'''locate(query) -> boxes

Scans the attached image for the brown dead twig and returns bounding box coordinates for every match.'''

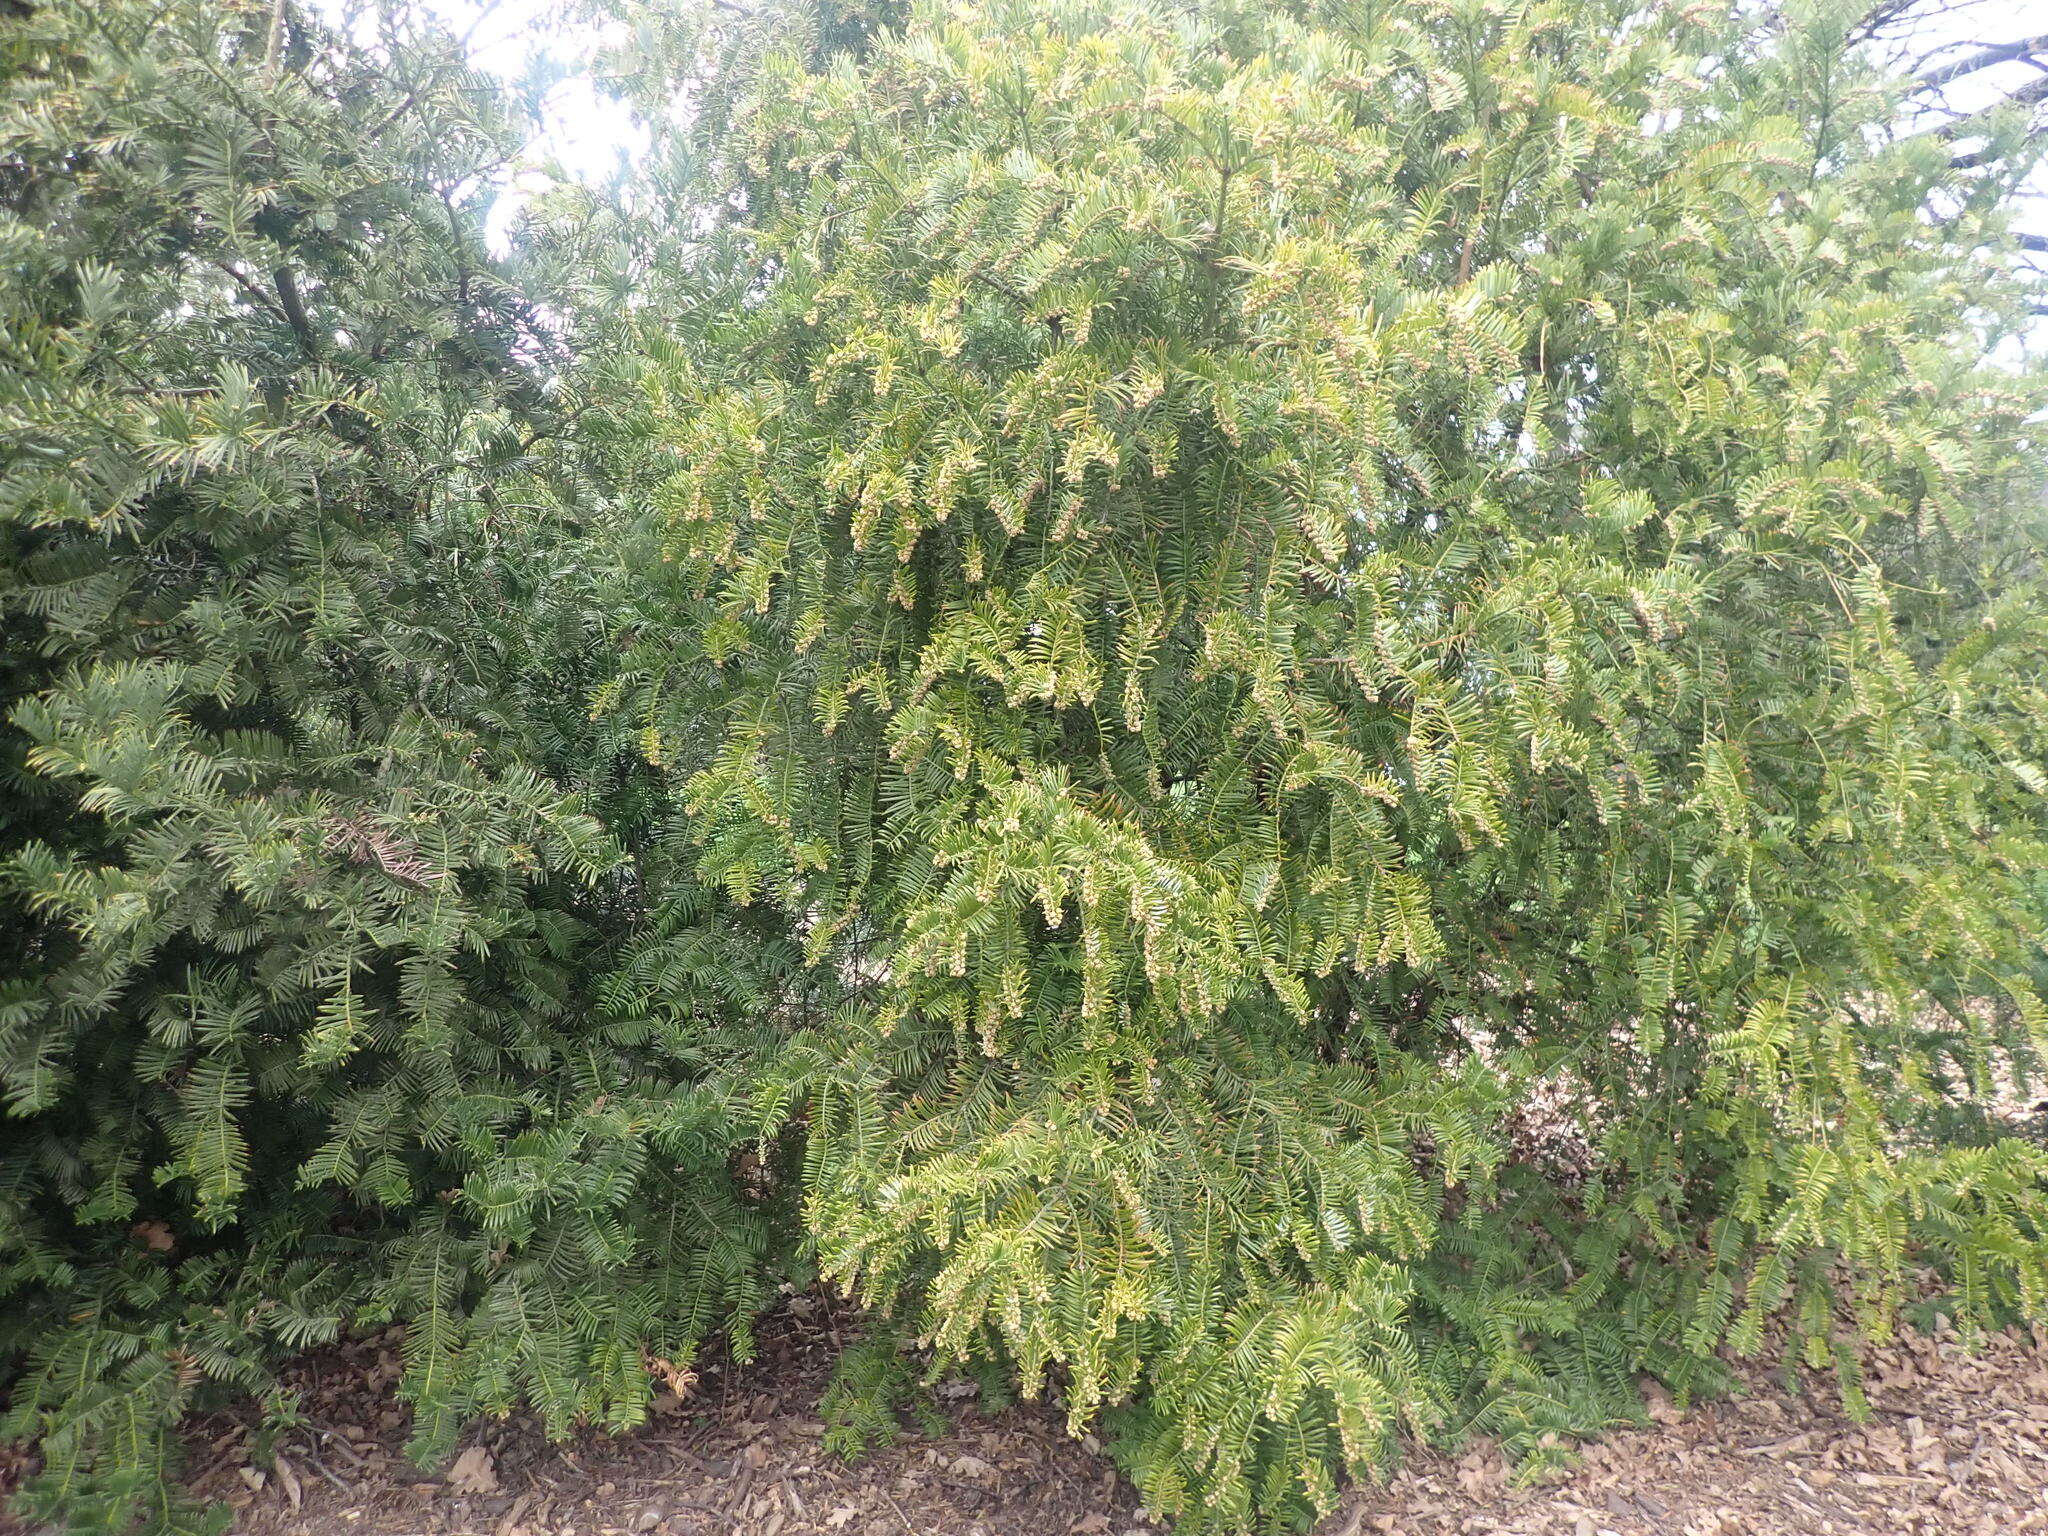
[321,812,445,889]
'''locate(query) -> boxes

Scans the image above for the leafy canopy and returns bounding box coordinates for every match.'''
[2,0,2047,1532]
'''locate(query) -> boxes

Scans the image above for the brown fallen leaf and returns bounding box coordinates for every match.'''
[1455,1449,1500,1497]
[1644,1381,1684,1425]
[446,1444,498,1495]
[647,1352,698,1399]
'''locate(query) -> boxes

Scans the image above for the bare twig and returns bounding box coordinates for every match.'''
[305,1423,366,1469]
[291,1441,353,1496]
[273,265,319,357]
[1916,33,2048,92]
[457,0,510,51]
[877,1488,919,1535]
[1850,0,1919,45]
[208,256,293,327]
[1946,1431,1990,1500]
[363,64,454,139]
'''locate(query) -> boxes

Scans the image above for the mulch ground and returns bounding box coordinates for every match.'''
[171,1301,1144,1536]
[10,1305,2048,1534]
[1332,1316,2048,1535]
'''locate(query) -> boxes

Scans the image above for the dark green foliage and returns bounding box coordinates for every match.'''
[818,1332,947,1460]
[0,2,795,1527]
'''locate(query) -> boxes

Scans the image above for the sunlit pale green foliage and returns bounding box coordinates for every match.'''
[634,0,2048,1526]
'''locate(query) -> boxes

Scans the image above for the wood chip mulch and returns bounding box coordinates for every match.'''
[9,1307,2048,1534]
[174,1301,1146,1536]
[1328,1317,2048,1535]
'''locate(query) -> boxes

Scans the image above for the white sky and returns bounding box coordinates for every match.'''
[456,0,646,189]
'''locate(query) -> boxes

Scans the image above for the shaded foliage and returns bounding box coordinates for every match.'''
[0,3,795,1529]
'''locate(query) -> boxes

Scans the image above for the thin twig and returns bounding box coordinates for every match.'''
[877,1488,918,1536]
[292,1441,353,1496]
[307,1424,367,1469]
[208,256,293,328]
[1916,33,2048,91]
